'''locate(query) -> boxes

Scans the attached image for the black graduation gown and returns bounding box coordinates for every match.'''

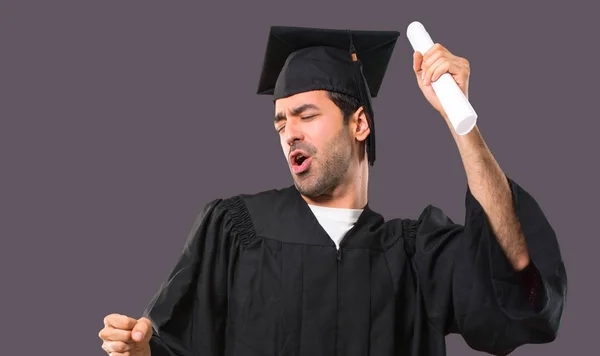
[143,176,567,356]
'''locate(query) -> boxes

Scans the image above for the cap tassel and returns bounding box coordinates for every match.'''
[348,32,376,166]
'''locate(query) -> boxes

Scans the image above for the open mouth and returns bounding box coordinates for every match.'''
[290,150,312,174]
[294,155,307,166]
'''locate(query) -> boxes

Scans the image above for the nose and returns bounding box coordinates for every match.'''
[284,118,304,146]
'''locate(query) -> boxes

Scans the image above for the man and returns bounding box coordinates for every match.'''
[99,26,567,356]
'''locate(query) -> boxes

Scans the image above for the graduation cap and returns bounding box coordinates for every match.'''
[257,26,401,166]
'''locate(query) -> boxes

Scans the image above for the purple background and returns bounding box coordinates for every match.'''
[1,1,597,355]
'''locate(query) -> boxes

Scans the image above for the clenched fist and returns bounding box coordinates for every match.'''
[99,313,152,356]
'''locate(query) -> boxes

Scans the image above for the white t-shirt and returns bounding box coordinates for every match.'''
[307,204,363,250]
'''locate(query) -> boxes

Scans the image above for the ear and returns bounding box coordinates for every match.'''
[351,106,371,143]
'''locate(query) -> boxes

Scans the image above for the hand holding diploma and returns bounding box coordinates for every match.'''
[408,21,477,135]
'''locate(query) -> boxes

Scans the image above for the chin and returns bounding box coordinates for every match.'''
[295,182,323,198]
[293,172,335,198]
[291,174,315,196]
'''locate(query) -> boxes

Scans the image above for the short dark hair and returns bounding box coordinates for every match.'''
[326,91,361,124]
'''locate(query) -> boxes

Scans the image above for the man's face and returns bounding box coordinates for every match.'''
[274,90,356,198]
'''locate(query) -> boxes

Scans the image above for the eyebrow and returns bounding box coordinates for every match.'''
[274,103,319,124]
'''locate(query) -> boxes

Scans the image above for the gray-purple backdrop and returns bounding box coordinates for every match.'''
[1,0,596,355]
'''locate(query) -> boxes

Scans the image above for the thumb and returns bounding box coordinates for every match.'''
[131,317,152,343]
[413,51,423,75]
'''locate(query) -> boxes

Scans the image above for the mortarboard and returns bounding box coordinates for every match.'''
[256,26,401,166]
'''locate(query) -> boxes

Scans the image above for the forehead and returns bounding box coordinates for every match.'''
[275,90,331,113]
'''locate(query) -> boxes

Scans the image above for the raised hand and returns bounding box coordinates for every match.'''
[413,43,471,119]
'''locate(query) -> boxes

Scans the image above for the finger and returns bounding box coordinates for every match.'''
[430,60,451,83]
[422,50,446,76]
[432,57,468,83]
[422,43,446,64]
[107,353,129,356]
[102,340,133,353]
[413,51,423,75]
[99,326,133,342]
[424,57,448,85]
[131,317,152,342]
[104,314,138,330]
[420,52,443,83]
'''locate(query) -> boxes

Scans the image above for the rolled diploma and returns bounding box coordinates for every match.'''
[406,21,477,135]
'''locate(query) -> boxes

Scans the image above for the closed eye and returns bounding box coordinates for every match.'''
[277,114,317,133]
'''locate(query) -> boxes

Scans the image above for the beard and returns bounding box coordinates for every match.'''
[292,129,353,198]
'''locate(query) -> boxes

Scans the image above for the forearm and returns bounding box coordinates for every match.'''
[445,119,530,271]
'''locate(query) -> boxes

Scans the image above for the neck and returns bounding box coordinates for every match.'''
[300,158,369,209]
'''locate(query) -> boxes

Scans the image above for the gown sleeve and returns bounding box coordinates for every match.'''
[412,175,567,355]
[141,198,243,356]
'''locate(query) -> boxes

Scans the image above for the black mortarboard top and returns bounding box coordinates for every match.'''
[256,26,401,166]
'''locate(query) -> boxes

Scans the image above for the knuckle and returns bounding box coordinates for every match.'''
[104,342,114,352]
[107,341,127,352]
[118,342,129,352]
[101,341,111,352]
[104,313,118,325]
